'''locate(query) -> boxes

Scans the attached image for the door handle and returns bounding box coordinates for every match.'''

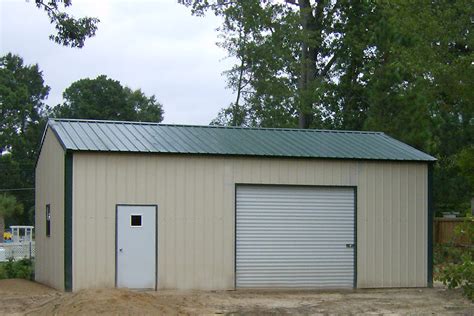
[346,244,355,248]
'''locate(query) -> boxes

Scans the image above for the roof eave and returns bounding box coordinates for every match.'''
[65,148,437,162]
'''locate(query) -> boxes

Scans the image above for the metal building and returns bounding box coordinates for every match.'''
[35,119,436,291]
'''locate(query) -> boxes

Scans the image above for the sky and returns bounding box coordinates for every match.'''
[0,0,235,125]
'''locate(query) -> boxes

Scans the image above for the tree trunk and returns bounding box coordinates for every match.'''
[232,45,246,126]
[297,31,314,129]
[297,0,324,129]
[231,21,247,127]
[0,215,4,243]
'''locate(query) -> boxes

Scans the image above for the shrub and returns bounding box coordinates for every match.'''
[0,258,34,280]
[438,253,473,300]
[437,214,474,301]
[0,263,6,279]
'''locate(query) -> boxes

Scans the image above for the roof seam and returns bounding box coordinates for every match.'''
[49,118,384,134]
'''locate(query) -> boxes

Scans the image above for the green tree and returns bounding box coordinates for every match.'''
[0,53,50,155]
[32,0,100,48]
[457,147,474,192]
[124,88,165,122]
[53,75,164,122]
[0,154,34,227]
[380,1,473,215]
[0,53,49,225]
[182,0,349,128]
[0,194,24,243]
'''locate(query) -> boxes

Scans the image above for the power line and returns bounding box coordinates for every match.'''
[0,188,35,192]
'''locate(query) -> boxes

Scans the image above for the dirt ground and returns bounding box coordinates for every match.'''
[0,279,472,315]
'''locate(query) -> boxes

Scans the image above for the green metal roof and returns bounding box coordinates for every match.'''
[45,118,436,161]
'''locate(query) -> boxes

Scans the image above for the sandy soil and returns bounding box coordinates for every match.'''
[0,279,59,316]
[0,279,472,315]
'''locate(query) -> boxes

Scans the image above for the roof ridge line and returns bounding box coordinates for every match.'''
[49,118,384,134]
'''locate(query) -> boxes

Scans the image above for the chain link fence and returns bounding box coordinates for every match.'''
[0,242,35,261]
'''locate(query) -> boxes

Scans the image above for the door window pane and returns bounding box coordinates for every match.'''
[130,215,142,227]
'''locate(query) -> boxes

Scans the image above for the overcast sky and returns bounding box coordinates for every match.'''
[0,0,235,124]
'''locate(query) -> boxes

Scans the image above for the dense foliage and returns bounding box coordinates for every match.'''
[0,53,48,225]
[53,75,164,122]
[33,0,99,48]
[182,0,473,216]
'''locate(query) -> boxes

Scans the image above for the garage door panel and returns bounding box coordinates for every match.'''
[236,185,355,288]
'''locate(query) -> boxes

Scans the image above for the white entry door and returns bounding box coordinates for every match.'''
[116,205,156,289]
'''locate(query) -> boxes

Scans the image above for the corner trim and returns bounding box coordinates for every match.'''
[354,186,358,288]
[427,162,434,287]
[64,151,73,292]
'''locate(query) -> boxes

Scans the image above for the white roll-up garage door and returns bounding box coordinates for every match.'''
[236,185,355,288]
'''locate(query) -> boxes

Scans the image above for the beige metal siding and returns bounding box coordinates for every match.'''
[71,152,427,291]
[35,128,65,290]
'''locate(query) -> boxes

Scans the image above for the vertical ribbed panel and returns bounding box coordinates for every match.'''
[236,186,355,288]
[35,128,65,290]
[68,152,427,291]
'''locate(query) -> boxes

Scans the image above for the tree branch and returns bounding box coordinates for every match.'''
[320,53,338,77]
[35,0,59,20]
